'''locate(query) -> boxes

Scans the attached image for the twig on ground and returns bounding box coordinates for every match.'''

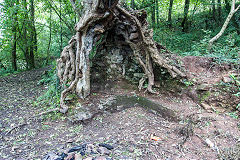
[6,123,27,135]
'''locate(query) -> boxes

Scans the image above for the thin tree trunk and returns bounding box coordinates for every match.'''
[29,0,36,69]
[181,0,190,32]
[12,31,17,71]
[191,0,199,22]
[46,8,52,65]
[168,0,174,28]
[11,0,19,71]
[212,0,216,22]
[225,0,231,12]
[151,0,156,28]
[217,0,222,22]
[60,0,63,53]
[208,0,240,50]
[23,0,30,69]
[131,0,135,9]
[156,0,159,27]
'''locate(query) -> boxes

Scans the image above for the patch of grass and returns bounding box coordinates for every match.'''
[199,91,211,103]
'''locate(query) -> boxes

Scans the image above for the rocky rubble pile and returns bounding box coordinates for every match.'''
[43,143,114,160]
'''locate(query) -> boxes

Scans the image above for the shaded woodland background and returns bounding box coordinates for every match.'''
[0,0,239,75]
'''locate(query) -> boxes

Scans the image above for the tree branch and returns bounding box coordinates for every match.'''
[208,1,240,51]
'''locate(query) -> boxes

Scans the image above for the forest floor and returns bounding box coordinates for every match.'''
[0,60,240,160]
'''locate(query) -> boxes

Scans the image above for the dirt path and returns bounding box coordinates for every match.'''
[0,68,239,160]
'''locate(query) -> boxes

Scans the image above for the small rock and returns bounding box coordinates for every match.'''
[222,76,233,83]
[201,103,212,110]
[205,138,215,148]
[75,111,93,121]
[65,153,75,160]
[86,143,97,154]
[97,147,111,155]
[129,33,138,40]
[65,95,74,101]
[75,153,82,160]
[11,146,19,152]
[117,105,124,111]
[128,146,134,153]
[43,152,59,160]
[67,139,74,143]
[98,104,104,110]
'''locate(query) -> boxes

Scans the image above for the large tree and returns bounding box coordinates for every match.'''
[57,0,185,113]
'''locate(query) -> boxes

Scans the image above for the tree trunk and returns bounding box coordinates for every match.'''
[181,0,190,32]
[212,0,216,22]
[29,0,36,69]
[60,0,63,53]
[46,8,52,65]
[168,0,174,28]
[156,0,159,26]
[218,0,222,22]
[225,0,231,12]
[11,0,19,71]
[57,0,186,113]
[23,0,30,69]
[131,0,135,9]
[151,0,156,28]
[209,0,240,50]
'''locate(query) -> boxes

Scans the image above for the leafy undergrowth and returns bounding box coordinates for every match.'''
[33,66,63,120]
[154,27,239,65]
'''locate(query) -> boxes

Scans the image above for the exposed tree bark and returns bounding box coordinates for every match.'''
[168,0,174,28]
[181,0,190,32]
[57,0,186,113]
[208,0,240,50]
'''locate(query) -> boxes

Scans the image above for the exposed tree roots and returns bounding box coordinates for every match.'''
[57,0,186,113]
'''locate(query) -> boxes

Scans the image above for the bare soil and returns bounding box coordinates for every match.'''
[0,58,240,160]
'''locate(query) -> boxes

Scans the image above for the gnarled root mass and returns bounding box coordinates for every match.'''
[57,0,186,113]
